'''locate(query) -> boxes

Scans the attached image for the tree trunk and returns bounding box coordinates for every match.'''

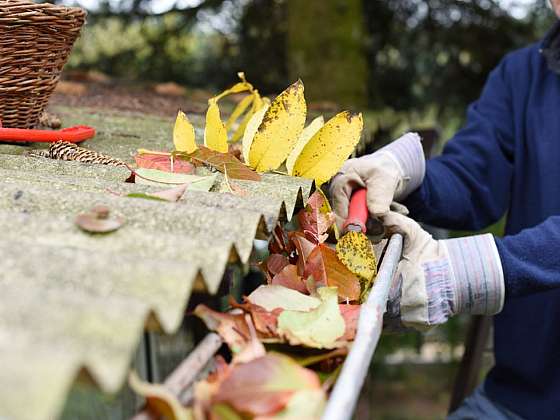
[287,0,368,108]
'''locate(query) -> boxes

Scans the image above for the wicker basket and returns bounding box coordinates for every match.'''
[0,1,86,128]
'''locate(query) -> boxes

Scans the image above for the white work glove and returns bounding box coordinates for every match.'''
[383,212,505,330]
[330,132,426,222]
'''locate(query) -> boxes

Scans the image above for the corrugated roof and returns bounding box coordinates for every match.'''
[0,107,312,420]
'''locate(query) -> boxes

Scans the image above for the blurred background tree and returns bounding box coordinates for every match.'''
[59,0,554,113]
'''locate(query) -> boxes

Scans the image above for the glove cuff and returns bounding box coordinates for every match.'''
[377,132,425,199]
[441,233,505,316]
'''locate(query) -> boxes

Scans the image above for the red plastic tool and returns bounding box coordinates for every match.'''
[344,188,386,239]
[0,121,95,143]
[344,188,369,233]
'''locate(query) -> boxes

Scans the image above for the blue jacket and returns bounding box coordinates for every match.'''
[404,22,560,419]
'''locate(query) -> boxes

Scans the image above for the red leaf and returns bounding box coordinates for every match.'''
[304,244,361,302]
[135,152,195,173]
[213,354,321,417]
[289,231,316,276]
[271,265,307,294]
[339,304,361,341]
[269,224,294,256]
[297,191,335,244]
[265,254,290,278]
[178,146,261,181]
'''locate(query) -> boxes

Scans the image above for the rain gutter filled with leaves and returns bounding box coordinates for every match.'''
[33,72,403,419]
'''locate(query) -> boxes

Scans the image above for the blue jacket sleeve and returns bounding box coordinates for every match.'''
[404,57,515,231]
[496,216,560,297]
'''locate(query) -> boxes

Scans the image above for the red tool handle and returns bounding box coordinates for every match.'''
[343,188,368,233]
[0,125,95,143]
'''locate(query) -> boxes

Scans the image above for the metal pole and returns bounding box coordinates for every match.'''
[322,234,403,420]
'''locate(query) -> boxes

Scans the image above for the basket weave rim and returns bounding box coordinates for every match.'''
[0,0,86,18]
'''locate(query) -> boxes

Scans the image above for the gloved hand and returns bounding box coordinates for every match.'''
[330,132,425,222]
[383,212,505,330]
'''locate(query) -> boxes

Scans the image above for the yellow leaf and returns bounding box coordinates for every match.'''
[213,72,254,101]
[335,231,377,299]
[128,371,192,420]
[225,93,254,131]
[248,80,307,172]
[242,103,269,164]
[292,111,363,186]
[315,187,340,239]
[230,91,268,143]
[204,99,228,153]
[286,115,324,176]
[173,111,197,153]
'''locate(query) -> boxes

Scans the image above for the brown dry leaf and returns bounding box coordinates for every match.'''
[304,244,361,302]
[194,305,252,354]
[179,146,261,181]
[75,205,124,233]
[271,265,307,294]
[298,191,335,244]
[224,166,249,196]
[212,353,321,418]
[230,298,281,338]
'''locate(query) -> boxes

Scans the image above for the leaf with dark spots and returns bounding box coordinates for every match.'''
[304,244,361,302]
[176,146,261,181]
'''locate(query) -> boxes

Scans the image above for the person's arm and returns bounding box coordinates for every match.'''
[383,212,560,330]
[405,57,516,231]
[496,216,560,297]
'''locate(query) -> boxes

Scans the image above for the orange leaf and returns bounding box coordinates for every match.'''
[304,245,361,302]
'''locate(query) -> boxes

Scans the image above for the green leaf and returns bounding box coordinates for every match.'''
[134,169,217,191]
[272,389,326,419]
[248,285,320,312]
[277,287,346,349]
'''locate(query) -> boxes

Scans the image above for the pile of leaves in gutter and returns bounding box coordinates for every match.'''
[128,72,363,199]
[130,191,378,420]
